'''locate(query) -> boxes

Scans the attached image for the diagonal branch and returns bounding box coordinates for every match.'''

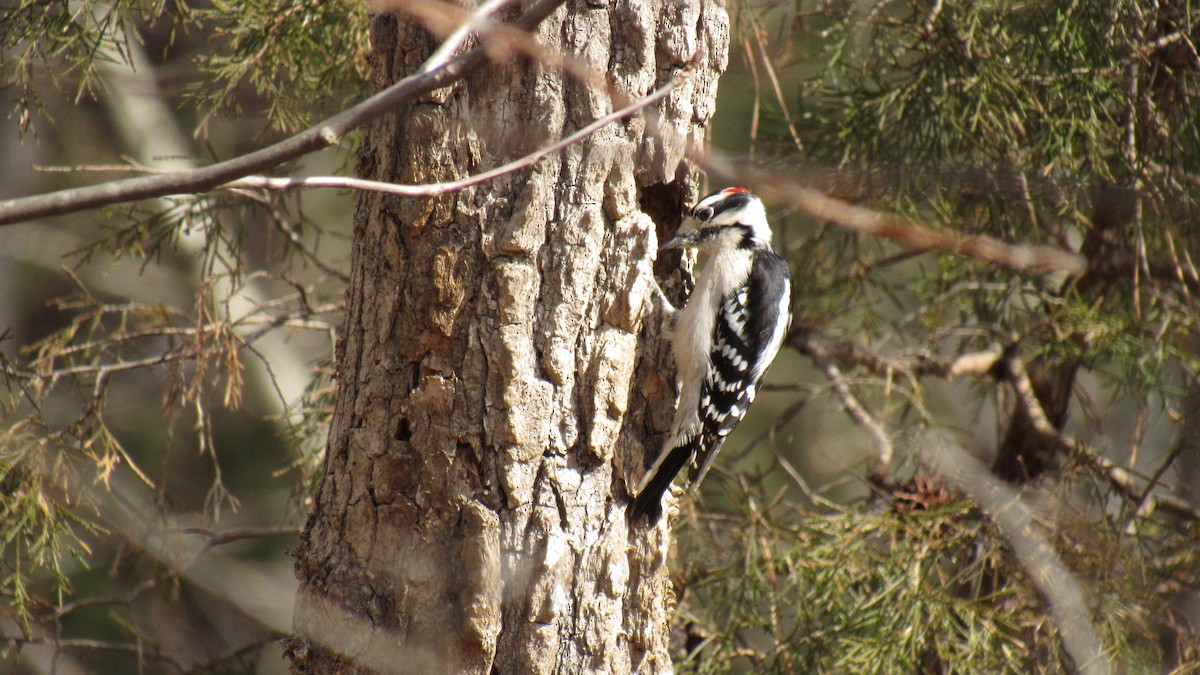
[222,70,685,198]
[700,153,1089,276]
[0,0,569,227]
[787,324,1003,381]
[415,0,514,75]
[1002,350,1200,521]
[921,433,1112,675]
[788,325,1200,522]
[799,337,894,481]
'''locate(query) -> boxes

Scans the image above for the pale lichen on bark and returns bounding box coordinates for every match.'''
[291,2,728,673]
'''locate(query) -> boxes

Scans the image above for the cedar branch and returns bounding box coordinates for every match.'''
[0,0,569,227]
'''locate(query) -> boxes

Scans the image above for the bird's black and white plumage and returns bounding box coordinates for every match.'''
[630,188,792,522]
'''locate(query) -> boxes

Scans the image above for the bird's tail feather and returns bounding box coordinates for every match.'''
[629,440,695,522]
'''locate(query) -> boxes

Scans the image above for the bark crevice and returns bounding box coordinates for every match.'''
[292,3,729,672]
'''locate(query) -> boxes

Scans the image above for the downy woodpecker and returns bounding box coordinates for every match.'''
[631,188,793,522]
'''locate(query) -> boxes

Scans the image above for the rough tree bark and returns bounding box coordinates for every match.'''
[289,2,728,673]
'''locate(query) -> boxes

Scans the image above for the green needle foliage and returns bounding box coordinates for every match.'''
[2,2,353,665]
[694,0,1200,671]
[192,0,371,133]
[1,0,1198,670]
[1,0,370,136]
[677,483,1190,673]
[681,501,1027,673]
[0,1,180,134]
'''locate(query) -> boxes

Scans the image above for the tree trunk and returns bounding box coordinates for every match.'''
[289,3,728,673]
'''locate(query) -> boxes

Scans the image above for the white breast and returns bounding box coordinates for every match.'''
[668,248,754,438]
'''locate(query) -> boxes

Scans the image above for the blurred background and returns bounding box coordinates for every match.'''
[3,0,1199,672]
[1,2,367,671]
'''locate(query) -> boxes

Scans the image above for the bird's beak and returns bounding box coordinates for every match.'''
[660,230,699,252]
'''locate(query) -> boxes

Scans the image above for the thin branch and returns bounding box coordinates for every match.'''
[733,396,808,462]
[700,153,1089,276]
[416,0,514,75]
[921,434,1112,675]
[10,638,159,654]
[397,0,624,105]
[774,453,839,510]
[749,20,803,154]
[787,326,1200,521]
[788,324,1003,381]
[5,636,185,672]
[1079,448,1200,522]
[54,579,157,618]
[223,72,685,198]
[178,526,303,554]
[0,0,569,227]
[1133,432,1193,519]
[801,337,894,480]
[1002,350,1200,521]
[184,635,285,674]
[740,32,762,158]
[236,190,351,283]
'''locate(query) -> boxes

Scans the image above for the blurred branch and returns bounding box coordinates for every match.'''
[180,526,305,553]
[414,0,513,75]
[1003,354,1062,438]
[1079,448,1200,522]
[701,154,1089,276]
[745,19,803,154]
[222,72,686,198]
[788,324,1003,380]
[6,638,183,668]
[921,434,1112,675]
[737,31,763,158]
[1001,350,1200,521]
[0,0,569,227]
[798,335,894,481]
[788,324,1200,521]
[1133,423,1196,519]
[247,191,352,284]
[185,636,286,674]
[397,0,612,98]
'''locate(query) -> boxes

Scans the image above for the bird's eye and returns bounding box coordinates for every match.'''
[693,206,714,221]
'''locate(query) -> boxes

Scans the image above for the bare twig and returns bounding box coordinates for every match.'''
[179,526,304,555]
[788,325,1003,381]
[1080,450,1200,522]
[700,154,1088,276]
[1002,350,1200,521]
[748,20,803,154]
[1133,433,1193,520]
[416,0,513,75]
[54,579,157,618]
[397,0,626,106]
[740,32,763,158]
[223,73,684,198]
[239,191,351,283]
[801,337,894,480]
[774,453,839,510]
[921,434,1112,675]
[0,0,569,227]
[786,325,1200,522]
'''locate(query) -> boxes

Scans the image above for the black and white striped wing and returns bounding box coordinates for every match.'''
[689,251,792,485]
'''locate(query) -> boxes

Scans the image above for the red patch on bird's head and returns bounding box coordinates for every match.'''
[721,187,749,194]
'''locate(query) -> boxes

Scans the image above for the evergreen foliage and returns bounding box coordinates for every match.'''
[1,0,1198,671]
[683,0,1200,671]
